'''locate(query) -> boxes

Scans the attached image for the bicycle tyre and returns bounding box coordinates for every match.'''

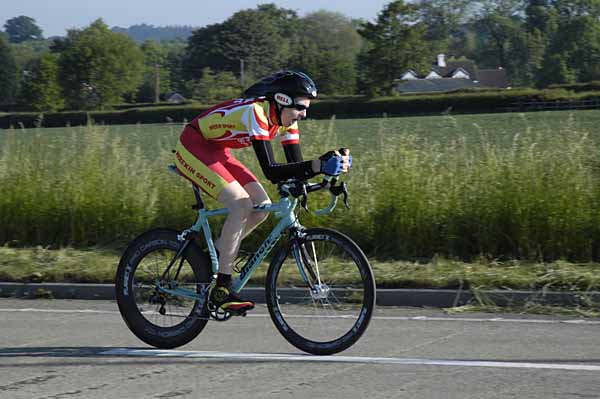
[265,228,376,355]
[115,228,212,349]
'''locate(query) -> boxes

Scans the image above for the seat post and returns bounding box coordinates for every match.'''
[192,184,205,210]
[167,164,206,210]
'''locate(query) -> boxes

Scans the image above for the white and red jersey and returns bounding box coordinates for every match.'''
[188,97,300,149]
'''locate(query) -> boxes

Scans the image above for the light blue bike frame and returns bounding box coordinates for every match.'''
[194,196,300,293]
[178,186,338,295]
[158,164,339,301]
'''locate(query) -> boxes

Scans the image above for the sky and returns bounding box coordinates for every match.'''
[1,0,393,38]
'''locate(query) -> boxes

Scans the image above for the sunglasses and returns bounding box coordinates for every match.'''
[292,103,310,111]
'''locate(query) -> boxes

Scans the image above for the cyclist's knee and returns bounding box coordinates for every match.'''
[254,200,271,224]
[229,197,254,220]
[219,182,252,212]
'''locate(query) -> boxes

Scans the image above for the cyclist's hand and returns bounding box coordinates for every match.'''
[319,149,352,176]
[338,148,352,173]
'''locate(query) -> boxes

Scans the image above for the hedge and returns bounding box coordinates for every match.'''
[2,88,600,129]
[548,81,600,92]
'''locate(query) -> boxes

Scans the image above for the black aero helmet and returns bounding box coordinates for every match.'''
[243,70,317,107]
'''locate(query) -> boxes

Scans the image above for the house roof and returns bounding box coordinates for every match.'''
[167,93,186,103]
[477,69,509,88]
[396,78,481,93]
[396,56,510,93]
[432,60,478,79]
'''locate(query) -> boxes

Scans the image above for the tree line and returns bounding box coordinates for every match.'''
[1,0,600,112]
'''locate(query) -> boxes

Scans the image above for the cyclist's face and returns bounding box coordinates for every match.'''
[280,97,311,127]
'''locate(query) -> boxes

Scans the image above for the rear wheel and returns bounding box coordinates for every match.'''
[266,228,375,355]
[115,229,212,349]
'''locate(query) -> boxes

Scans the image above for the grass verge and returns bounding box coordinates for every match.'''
[4,246,600,315]
[3,245,600,291]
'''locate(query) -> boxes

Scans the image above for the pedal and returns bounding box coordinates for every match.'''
[231,308,253,317]
[210,309,232,321]
[208,302,232,321]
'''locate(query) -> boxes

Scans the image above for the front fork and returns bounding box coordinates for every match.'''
[289,229,329,299]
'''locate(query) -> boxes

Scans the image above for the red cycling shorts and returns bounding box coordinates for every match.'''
[174,126,258,199]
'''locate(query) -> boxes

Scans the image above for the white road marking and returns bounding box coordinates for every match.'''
[1,308,600,324]
[100,348,600,372]
[0,308,115,314]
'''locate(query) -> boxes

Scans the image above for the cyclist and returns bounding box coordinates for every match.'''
[174,70,351,314]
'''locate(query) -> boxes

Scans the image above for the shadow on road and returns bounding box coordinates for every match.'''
[0,347,131,358]
[2,346,600,367]
[0,347,299,368]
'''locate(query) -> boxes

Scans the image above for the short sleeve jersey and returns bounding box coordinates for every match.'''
[189,97,300,149]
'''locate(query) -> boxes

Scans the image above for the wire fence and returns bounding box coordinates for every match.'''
[502,99,600,112]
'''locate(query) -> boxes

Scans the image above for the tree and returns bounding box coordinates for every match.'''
[0,34,17,103]
[4,16,43,43]
[538,13,600,85]
[219,4,298,78]
[19,53,64,111]
[538,53,576,84]
[476,0,526,16]
[191,67,242,103]
[417,0,475,54]
[551,0,600,19]
[507,28,547,86]
[358,1,434,95]
[507,0,557,86]
[525,0,558,34]
[467,1,538,85]
[58,19,144,109]
[137,41,173,102]
[111,24,194,43]
[183,23,229,81]
[290,11,363,95]
[472,12,522,69]
[184,4,300,82]
[162,40,187,96]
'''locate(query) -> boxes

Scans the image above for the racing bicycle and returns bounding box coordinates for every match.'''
[115,165,376,355]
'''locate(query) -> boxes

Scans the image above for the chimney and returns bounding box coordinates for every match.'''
[437,54,446,68]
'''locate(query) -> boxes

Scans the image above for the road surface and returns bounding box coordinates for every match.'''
[1,299,600,398]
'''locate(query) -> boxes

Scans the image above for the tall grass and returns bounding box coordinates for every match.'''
[369,114,600,261]
[2,114,600,261]
[0,123,191,246]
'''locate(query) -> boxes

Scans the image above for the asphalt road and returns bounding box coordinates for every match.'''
[2,299,600,399]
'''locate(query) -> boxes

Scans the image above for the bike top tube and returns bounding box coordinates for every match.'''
[200,200,293,219]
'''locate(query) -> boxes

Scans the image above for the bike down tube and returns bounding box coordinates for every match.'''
[190,200,297,276]
[231,198,300,293]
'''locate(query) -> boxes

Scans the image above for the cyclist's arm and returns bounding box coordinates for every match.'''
[279,122,303,163]
[252,140,318,183]
[283,143,303,163]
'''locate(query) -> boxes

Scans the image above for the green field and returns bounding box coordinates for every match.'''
[5,109,600,153]
[3,109,600,262]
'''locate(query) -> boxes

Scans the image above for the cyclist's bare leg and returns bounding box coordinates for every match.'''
[213,182,271,267]
[214,181,253,275]
[239,182,271,240]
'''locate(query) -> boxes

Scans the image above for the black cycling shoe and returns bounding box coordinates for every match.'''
[208,285,255,315]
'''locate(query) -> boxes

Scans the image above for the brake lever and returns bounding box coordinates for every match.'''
[341,182,350,209]
[329,181,350,209]
[300,184,309,211]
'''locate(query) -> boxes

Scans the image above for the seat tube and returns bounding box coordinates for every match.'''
[231,201,299,292]
[203,222,219,274]
[193,208,220,274]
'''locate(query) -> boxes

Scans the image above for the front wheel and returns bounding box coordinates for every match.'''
[266,228,376,355]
